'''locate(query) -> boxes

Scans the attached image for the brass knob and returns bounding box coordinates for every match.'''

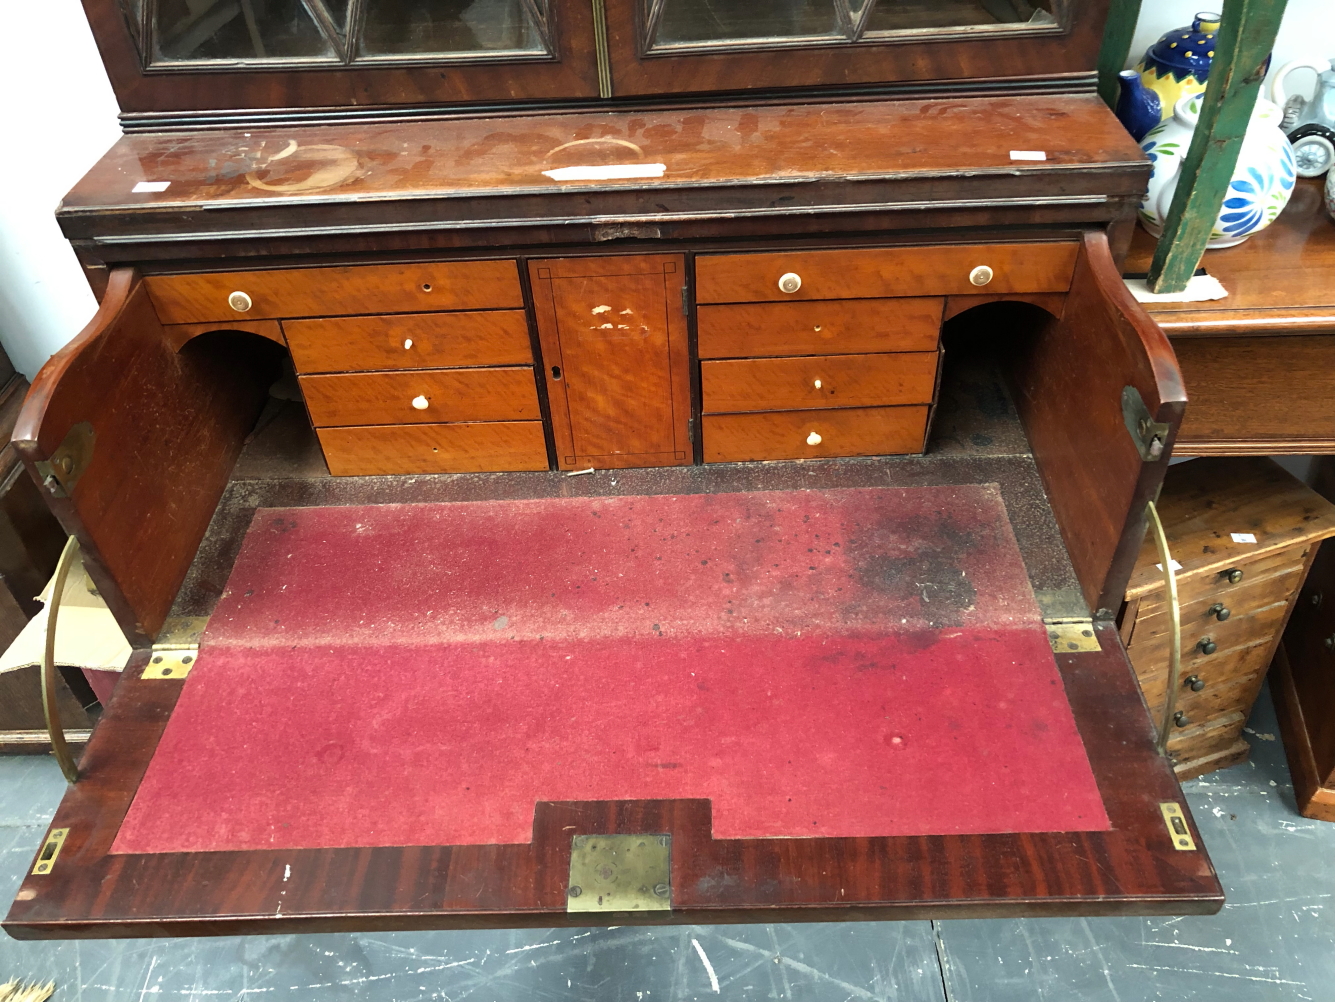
[778,272,802,294]
[228,290,253,312]
[1184,674,1206,692]
[1221,568,1244,584]
[1197,638,1217,655]
[1207,603,1231,621]
[806,431,822,445]
[411,395,430,410]
[969,265,994,286]
[1174,710,1190,727]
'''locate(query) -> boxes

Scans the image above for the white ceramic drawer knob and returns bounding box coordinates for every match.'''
[806,431,822,445]
[411,395,430,410]
[228,290,253,312]
[813,378,822,389]
[403,338,413,350]
[969,265,994,287]
[778,272,802,294]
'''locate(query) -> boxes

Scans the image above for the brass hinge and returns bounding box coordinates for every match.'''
[681,285,690,316]
[1044,618,1101,653]
[144,616,207,679]
[1160,802,1197,850]
[687,417,695,443]
[567,834,671,913]
[1121,386,1170,463]
[31,828,68,875]
[34,422,95,498]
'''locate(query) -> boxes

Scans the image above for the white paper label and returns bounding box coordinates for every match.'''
[1231,532,1258,544]
[132,181,171,193]
[1155,560,1184,572]
[542,163,666,181]
[1009,150,1047,161]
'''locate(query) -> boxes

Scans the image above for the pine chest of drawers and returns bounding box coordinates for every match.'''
[1121,457,1335,779]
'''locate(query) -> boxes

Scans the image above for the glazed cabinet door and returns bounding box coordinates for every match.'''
[603,0,1112,97]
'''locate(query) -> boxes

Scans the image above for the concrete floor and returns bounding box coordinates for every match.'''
[1,684,1331,1002]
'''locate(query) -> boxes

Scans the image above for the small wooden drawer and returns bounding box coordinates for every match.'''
[703,406,928,463]
[697,299,942,358]
[145,260,524,323]
[1167,710,1247,762]
[701,352,938,414]
[1128,566,1304,662]
[300,368,541,427]
[317,422,549,476]
[284,312,533,374]
[1136,640,1273,718]
[1138,543,1313,617]
[695,243,1078,304]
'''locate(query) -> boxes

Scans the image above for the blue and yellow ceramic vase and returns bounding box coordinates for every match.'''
[1116,12,1222,142]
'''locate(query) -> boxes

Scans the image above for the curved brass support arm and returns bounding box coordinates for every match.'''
[1146,501,1182,756]
[42,536,82,784]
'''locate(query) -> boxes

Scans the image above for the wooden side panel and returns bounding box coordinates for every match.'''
[530,255,692,470]
[11,270,271,644]
[1171,335,1335,454]
[299,369,541,427]
[1010,231,1187,618]
[284,312,533,373]
[145,261,523,323]
[696,243,1079,304]
[697,299,943,358]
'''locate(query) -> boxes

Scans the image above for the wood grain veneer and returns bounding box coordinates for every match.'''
[701,352,938,413]
[285,312,533,374]
[316,423,550,476]
[300,368,541,427]
[703,406,929,463]
[697,299,943,358]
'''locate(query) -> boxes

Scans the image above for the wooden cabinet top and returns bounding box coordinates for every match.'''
[1125,179,1335,336]
[60,93,1145,255]
[1125,457,1335,600]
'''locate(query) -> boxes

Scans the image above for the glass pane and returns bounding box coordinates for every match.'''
[866,0,1057,33]
[121,0,145,45]
[154,0,337,62]
[318,0,352,38]
[654,0,842,45]
[360,0,549,56]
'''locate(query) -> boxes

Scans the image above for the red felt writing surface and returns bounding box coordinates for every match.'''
[111,486,1108,853]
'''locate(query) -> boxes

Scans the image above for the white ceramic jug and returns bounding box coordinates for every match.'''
[1139,92,1297,248]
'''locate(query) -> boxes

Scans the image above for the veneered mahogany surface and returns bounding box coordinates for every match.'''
[59,95,1146,253]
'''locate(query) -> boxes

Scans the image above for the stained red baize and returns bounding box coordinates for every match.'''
[112,486,1109,853]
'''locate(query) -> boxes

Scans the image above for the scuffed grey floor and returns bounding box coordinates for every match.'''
[1,685,1330,1001]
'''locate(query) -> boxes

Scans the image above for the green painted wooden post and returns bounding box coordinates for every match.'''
[1097,0,1144,108]
[1146,0,1289,293]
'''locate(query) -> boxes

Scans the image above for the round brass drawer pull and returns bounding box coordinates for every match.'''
[1197,638,1217,655]
[228,290,253,312]
[1184,674,1206,692]
[1207,603,1231,622]
[1221,567,1244,584]
[806,431,822,445]
[778,272,802,294]
[411,395,430,410]
[969,265,994,286]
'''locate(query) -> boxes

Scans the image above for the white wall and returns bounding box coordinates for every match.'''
[2,2,1332,380]
[0,0,120,379]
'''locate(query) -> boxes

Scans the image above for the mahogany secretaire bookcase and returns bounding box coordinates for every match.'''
[5,0,1223,938]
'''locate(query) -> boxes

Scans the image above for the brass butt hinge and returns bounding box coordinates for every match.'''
[1160,802,1198,850]
[34,422,95,498]
[1121,386,1170,462]
[1044,618,1101,653]
[567,834,671,913]
[31,828,68,875]
[144,616,208,679]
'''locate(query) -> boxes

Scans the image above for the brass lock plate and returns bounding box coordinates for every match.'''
[1160,802,1197,851]
[34,422,95,498]
[567,834,671,913]
[31,828,68,875]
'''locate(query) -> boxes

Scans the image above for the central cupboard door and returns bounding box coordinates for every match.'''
[530,255,692,470]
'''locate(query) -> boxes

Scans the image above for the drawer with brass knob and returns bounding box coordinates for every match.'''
[1120,457,1335,780]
